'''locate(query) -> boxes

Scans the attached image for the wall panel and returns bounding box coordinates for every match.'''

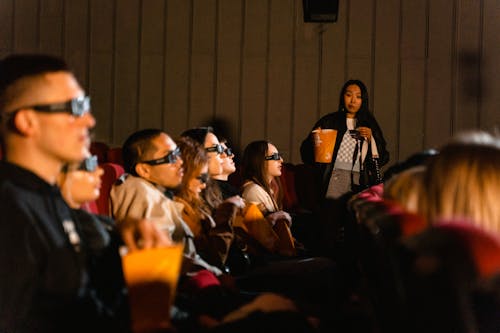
[454,0,482,132]
[0,0,14,58]
[267,0,294,160]
[481,0,500,131]
[292,3,320,162]
[64,0,89,89]
[138,0,165,129]
[240,0,268,149]
[319,0,348,119]
[373,0,400,162]
[89,0,114,143]
[3,0,499,163]
[14,0,39,53]
[425,0,454,149]
[398,1,426,160]
[214,0,243,148]
[163,0,191,137]
[39,0,63,55]
[189,0,216,128]
[346,0,373,83]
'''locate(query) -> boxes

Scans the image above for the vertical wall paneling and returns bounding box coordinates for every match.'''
[373,0,400,165]
[425,0,454,149]
[454,0,482,132]
[163,0,191,137]
[13,0,39,53]
[39,0,63,55]
[398,1,426,160]
[345,0,373,83]
[214,0,243,148]
[240,0,268,149]
[113,0,139,145]
[0,0,14,58]
[267,0,294,160]
[481,0,500,130]
[292,1,320,162]
[138,0,165,129]
[319,0,348,119]
[64,0,89,89]
[89,0,114,144]
[189,0,216,128]
[5,0,500,163]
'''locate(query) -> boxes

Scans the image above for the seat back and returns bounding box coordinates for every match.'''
[400,222,500,333]
[90,141,110,164]
[107,147,123,166]
[95,162,125,216]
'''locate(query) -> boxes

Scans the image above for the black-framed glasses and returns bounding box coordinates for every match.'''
[223,147,233,157]
[265,153,282,161]
[78,155,98,172]
[141,147,181,165]
[205,144,224,154]
[196,173,209,184]
[16,96,91,117]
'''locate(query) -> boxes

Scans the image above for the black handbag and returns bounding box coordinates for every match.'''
[351,139,383,192]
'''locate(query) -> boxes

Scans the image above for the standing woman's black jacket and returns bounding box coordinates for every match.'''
[300,110,389,199]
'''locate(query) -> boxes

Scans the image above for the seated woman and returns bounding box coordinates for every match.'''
[240,140,306,257]
[181,127,244,209]
[174,137,234,270]
[212,139,240,199]
[58,155,103,210]
[240,140,291,224]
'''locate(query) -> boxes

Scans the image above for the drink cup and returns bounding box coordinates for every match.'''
[312,128,337,163]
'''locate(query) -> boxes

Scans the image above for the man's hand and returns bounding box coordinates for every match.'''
[117,217,172,251]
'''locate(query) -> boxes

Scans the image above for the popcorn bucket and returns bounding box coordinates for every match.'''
[312,128,337,163]
[121,244,184,332]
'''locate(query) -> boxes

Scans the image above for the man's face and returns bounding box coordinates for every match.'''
[26,72,95,164]
[140,133,184,189]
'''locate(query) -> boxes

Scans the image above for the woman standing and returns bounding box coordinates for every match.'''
[300,79,389,200]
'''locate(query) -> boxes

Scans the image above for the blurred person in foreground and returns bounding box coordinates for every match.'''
[0,54,168,332]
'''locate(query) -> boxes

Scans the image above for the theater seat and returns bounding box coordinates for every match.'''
[401,222,500,333]
[95,162,125,216]
[90,141,109,164]
[107,147,123,166]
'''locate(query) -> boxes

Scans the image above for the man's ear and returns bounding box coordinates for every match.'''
[12,109,37,136]
[135,163,150,180]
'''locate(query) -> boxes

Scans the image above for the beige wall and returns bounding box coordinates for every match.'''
[1,0,499,164]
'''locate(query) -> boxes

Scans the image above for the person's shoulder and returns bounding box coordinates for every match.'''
[112,174,154,193]
[242,181,264,195]
[315,111,344,126]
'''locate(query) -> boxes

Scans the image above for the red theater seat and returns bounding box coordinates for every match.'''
[90,141,109,164]
[95,162,124,216]
[107,147,123,166]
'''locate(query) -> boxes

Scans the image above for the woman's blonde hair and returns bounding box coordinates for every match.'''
[384,165,426,213]
[419,131,500,234]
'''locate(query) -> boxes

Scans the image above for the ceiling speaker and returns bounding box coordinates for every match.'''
[303,0,339,23]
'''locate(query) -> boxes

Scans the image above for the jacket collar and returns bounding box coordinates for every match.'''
[0,160,60,195]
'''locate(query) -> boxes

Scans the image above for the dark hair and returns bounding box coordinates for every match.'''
[241,140,283,208]
[122,128,164,176]
[182,126,227,209]
[337,79,374,125]
[0,54,72,152]
[181,126,214,146]
[174,136,210,214]
[0,54,70,98]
